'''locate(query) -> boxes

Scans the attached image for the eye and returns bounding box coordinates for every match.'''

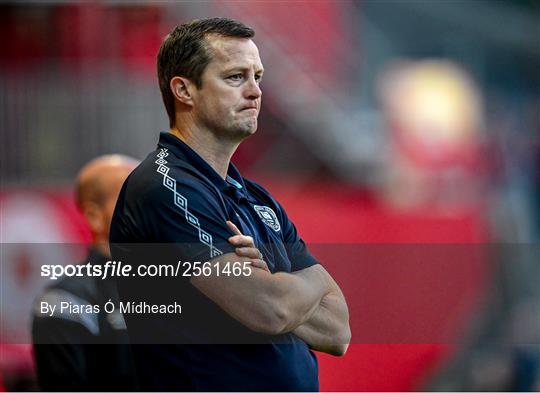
[255,74,263,84]
[227,74,243,82]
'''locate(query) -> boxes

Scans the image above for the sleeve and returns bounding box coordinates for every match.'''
[277,201,320,272]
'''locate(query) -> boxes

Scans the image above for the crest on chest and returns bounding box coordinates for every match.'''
[253,205,281,232]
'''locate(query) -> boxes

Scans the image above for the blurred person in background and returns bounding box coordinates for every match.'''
[31,155,139,391]
[110,17,350,391]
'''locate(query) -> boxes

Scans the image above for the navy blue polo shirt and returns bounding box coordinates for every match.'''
[110,132,319,391]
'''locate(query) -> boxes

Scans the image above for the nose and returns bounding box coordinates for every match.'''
[244,76,262,100]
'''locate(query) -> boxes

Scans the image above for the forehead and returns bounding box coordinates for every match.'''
[205,36,263,70]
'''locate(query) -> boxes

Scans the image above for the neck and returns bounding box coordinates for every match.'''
[170,122,239,179]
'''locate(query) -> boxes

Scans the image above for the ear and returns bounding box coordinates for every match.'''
[81,201,105,236]
[170,76,194,106]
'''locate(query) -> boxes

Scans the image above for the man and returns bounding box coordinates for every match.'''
[110,17,350,391]
[32,155,139,391]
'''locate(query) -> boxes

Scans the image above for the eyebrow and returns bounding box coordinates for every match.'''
[223,66,264,74]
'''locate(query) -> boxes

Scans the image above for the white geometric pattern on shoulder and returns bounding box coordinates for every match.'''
[155,148,223,259]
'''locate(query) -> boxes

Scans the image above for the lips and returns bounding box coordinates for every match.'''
[240,104,258,111]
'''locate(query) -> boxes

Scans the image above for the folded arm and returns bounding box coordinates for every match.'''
[190,254,330,335]
[292,270,351,356]
[227,221,350,355]
[192,221,351,355]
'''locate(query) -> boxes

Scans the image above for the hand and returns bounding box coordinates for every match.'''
[226,221,270,273]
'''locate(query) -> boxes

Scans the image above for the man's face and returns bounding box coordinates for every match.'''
[191,36,264,141]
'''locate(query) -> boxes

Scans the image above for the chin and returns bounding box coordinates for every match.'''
[214,118,258,141]
[234,121,258,139]
[243,126,258,138]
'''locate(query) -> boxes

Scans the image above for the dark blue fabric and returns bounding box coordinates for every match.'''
[110,132,319,391]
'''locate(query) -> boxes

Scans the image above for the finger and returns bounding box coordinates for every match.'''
[249,259,270,273]
[228,234,255,248]
[235,247,262,260]
[226,221,255,246]
[226,220,243,236]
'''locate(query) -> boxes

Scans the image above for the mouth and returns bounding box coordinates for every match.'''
[240,104,258,111]
[239,107,258,116]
